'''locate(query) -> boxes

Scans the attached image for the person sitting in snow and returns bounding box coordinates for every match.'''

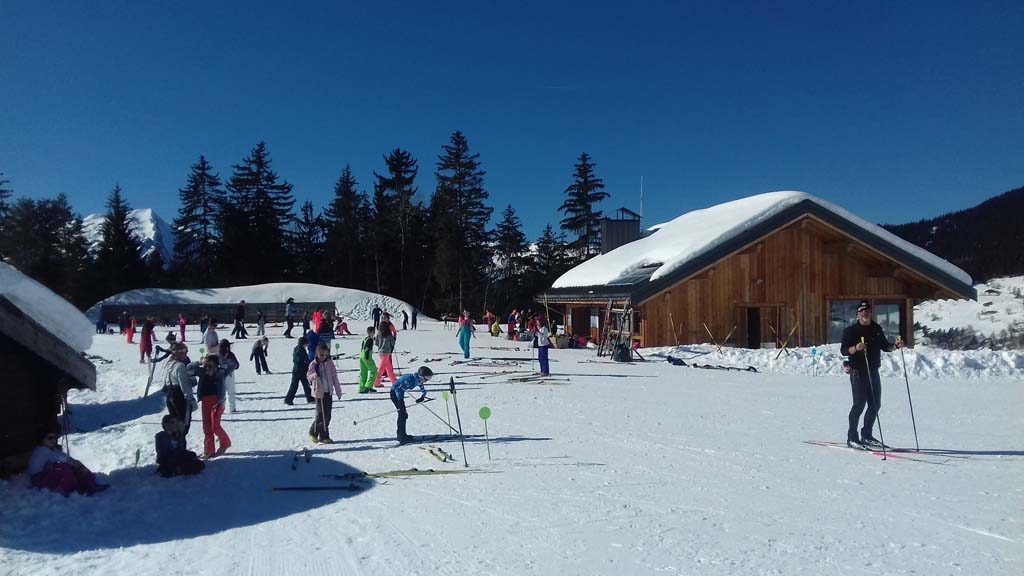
[390,366,433,445]
[334,317,354,336]
[27,431,109,496]
[155,414,204,478]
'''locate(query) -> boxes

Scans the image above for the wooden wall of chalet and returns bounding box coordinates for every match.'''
[640,217,928,348]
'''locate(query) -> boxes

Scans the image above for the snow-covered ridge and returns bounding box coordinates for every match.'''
[915,275,1024,337]
[82,208,175,264]
[85,282,415,322]
[554,191,973,289]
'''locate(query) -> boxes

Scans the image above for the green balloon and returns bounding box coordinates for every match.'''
[335,342,340,350]
[199,347,205,355]
[479,406,491,420]
[442,391,450,401]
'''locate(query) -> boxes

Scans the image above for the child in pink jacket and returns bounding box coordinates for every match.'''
[307,343,343,444]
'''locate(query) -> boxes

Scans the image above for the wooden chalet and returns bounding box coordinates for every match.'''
[538,192,976,349]
[0,264,97,477]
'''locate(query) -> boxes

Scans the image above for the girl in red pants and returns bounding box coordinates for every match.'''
[372,314,399,388]
[194,354,231,459]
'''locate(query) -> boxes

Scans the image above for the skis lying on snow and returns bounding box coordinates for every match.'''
[506,375,571,384]
[271,484,365,492]
[322,467,490,480]
[420,445,454,462]
[666,356,758,372]
[803,440,952,465]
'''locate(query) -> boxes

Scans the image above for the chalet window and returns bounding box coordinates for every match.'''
[828,300,904,344]
[828,300,861,343]
[874,302,902,343]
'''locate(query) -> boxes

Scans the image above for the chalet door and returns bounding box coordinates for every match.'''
[746,307,761,349]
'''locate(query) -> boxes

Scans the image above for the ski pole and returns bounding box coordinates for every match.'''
[416,396,461,434]
[351,397,437,426]
[860,337,886,460]
[897,336,920,452]
[449,377,469,467]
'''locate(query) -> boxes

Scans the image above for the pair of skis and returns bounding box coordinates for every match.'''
[803,440,953,465]
[270,467,491,491]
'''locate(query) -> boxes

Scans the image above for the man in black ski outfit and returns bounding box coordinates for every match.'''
[840,301,902,449]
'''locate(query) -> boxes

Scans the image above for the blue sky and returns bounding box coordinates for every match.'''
[2,1,1022,238]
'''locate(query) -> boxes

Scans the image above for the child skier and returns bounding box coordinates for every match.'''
[155,414,204,477]
[307,343,343,444]
[203,320,220,356]
[250,336,271,375]
[218,340,241,413]
[537,315,552,376]
[139,318,156,363]
[456,310,475,359]
[390,366,433,444]
[358,326,378,393]
[285,336,314,405]
[193,354,231,459]
[372,313,398,389]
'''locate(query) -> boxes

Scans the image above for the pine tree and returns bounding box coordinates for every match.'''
[0,173,12,260]
[428,131,494,313]
[532,224,571,286]
[171,156,225,286]
[3,198,43,274]
[92,185,148,298]
[222,142,296,284]
[322,165,370,290]
[48,194,92,305]
[493,204,530,311]
[559,152,609,260]
[292,200,325,281]
[372,149,422,302]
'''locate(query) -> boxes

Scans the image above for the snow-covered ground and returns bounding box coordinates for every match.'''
[2,318,1021,575]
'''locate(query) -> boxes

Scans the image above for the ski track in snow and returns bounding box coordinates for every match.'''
[1,318,1022,576]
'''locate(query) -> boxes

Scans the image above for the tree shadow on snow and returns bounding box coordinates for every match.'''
[0,454,370,554]
[69,393,167,433]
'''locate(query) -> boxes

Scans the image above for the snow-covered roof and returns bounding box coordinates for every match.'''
[85,282,414,322]
[552,191,974,296]
[0,262,95,353]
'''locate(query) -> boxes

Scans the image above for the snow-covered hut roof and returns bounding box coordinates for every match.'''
[0,263,96,390]
[545,191,975,303]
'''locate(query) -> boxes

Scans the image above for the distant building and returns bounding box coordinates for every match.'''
[539,192,976,349]
[600,207,642,254]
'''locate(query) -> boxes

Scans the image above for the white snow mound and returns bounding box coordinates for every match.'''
[85,282,416,322]
[0,262,94,352]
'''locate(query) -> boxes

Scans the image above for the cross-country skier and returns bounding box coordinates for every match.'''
[285,336,314,405]
[358,326,378,394]
[840,300,903,449]
[308,343,342,444]
[390,366,433,444]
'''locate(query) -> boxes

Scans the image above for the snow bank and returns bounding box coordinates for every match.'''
[644,342,1024,380]
[85,282,416,322]
[554,191,973,288]
[0,262,94,352]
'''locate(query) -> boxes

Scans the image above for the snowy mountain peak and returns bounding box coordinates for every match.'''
[82,208,175,265]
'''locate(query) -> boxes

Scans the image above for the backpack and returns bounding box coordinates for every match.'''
[612,342,632,362]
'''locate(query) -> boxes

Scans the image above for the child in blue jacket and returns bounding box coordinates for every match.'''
[390,366,433,444]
